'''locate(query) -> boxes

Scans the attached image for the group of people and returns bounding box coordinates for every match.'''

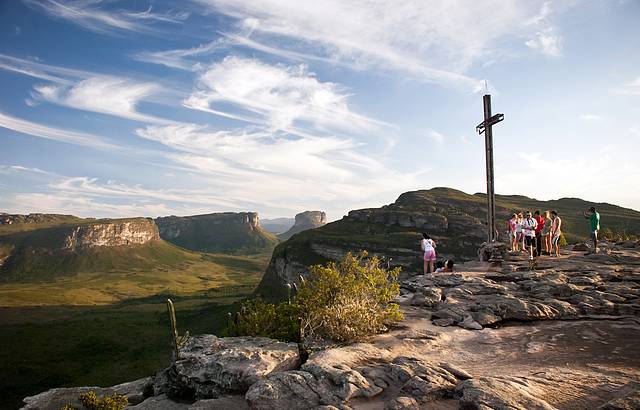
[508,206,601,260]
[508,210,562,260]
[419,207,601,274]
[420,233,454,274]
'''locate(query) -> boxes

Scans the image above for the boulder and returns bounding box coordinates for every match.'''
[456,376,557,410]
[159,335,300,400]
[21,378,152,410]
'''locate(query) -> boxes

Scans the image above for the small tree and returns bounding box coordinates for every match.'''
[296,251,403,342]
[225,252,403,343]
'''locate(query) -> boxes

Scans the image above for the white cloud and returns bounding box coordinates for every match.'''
[184,56,386,133]
[0,53,94,84]
[193,0,569,89]
[134,41,223,71]
[580,114,603,121]
[427,130,445,144]
[525,28,562,57]
[0,111,120,150]
[135,122,427,217]
[23,0,188,35]
[31,76,169,124]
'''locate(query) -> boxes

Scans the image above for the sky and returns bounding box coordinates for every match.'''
[1,0,639,221]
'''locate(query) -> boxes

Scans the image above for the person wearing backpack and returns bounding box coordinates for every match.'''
[522,211,538,260]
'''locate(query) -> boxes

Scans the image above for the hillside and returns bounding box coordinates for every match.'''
[0,213,90,236]
[255,187,640,300]
[0,217,178,282]
[155,212,278,254]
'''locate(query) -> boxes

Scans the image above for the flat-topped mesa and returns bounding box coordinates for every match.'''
[63,219,160,250]
[277,211,327,241]
[155,212,277,254]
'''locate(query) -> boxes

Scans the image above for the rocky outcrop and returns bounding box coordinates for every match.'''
[155,212,277,254]
[401,243,640,330]
[455,376,557,410]
[63,219,159,250]
[254,188,640,301]
[0,213,87,227]
[277,211,327,241]
[154,335,301,400]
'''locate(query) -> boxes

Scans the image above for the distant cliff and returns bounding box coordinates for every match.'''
[155,212,278,254]
[277,211,327,240]
[0,218,170,281]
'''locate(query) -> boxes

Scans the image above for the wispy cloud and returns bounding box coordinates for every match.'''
[580,114,603,121]
[23,0,189,35]
[183,56,386,133]
[426,130,445,144]
[192,0,571,90]
[0,111,120,150]
[525,28,562,57]
[0,53,95,84]
[30,76,170,124]
[134,40,223,71]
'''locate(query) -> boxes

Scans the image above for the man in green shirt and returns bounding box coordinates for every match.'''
[583,206,600,253]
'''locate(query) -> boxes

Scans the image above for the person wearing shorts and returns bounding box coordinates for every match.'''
[421,233,437,274]
[542,211,553,255]
[515,213,524,252]
[551,210,562,257]
[534,210,545,257]
[522,211,538,260]
[508,213,518,252]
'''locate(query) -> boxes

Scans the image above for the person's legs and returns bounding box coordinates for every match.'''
[423,258,428,274]
[593,230,598,252]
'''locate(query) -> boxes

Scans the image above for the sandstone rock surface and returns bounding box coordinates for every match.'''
[156,335,300,400]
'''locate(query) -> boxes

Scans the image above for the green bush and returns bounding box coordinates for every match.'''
[226,252,403,343]
[297,251,402,342]
[79,390,127,410]
[559,232,568,247]
[223,299,301,342]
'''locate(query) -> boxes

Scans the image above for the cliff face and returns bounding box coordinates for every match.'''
[62,219,160,250]
[0,218,162,280]
[155,212,277,254]
[277,211,327,240]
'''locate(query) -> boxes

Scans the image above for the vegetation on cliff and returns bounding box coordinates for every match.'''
[226,252,402,343]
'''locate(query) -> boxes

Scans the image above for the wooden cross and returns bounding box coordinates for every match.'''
[476,94,504,243]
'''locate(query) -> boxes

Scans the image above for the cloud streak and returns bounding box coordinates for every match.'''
[23,0,189,35]
[0,111,120,150]
[192,0,571,90]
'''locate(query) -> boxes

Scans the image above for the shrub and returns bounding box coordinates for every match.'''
[559,232,568,247]
[78,390,128,410]
[223,299,302,342]
[225,252,403,343]
[297,251,403,342]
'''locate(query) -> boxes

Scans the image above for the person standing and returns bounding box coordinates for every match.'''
[551,210,562,257]
[516,213,524,252]
[421,233,437,274]
[583,207,601,253]
[522,211,538,260]
[542,211,553,255]
[508,213,518,252]
[534,210,545,257]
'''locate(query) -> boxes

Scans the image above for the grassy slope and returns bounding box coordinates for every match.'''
[0,249,273,409]
[0,214,89,236]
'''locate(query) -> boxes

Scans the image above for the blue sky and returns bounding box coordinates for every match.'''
[1,0,639,220]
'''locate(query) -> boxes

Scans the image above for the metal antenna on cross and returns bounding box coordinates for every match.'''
[476,93,504,243]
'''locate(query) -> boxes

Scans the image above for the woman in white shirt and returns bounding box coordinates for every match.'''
[421,233,437,274]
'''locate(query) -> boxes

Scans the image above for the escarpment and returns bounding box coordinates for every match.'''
[155,212,277,254]
[277,211,327,240]
[0,218,166,281]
